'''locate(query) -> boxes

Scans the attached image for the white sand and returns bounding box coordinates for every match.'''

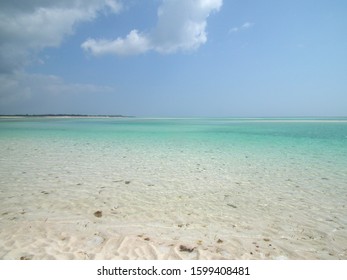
[0,138,346,260]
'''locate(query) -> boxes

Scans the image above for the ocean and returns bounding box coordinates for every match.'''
[0,117,346,259]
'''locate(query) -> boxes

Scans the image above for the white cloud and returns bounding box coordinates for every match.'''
[82,30,151,56]
[105,0,123,14]
[229,21,254,33]
[242,22,253,29]
[81,0,223,56]
[0,0,122,73]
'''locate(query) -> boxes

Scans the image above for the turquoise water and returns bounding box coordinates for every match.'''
[0,117,347,259]
[1,117,347,201]
[1,117,347,148]
[1,117,346,169]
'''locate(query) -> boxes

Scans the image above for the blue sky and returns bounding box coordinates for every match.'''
[0,0,346,117]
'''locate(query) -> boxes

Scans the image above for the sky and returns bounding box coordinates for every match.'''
[0,0,346,117]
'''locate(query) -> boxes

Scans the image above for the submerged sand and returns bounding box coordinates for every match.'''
[0,127,346,260]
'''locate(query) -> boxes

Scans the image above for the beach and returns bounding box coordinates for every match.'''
[0,117,346,260]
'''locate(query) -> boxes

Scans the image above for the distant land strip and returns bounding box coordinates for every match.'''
[0,114,133,118]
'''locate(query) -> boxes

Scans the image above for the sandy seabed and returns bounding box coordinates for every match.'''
[0,137,346,260]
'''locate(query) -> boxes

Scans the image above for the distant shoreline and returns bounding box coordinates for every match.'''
[0,114,133,118]
[1,115,346,122]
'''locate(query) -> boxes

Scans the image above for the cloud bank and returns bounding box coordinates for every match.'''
[81,0,223,56]
[0,72,117,114]
[0,0,122,74]
[0,0,121,113]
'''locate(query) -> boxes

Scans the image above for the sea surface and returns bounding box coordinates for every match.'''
[0,117,346,259]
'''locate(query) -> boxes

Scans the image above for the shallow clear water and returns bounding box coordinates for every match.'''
[1,117,346,179]
[0,117,346,259]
